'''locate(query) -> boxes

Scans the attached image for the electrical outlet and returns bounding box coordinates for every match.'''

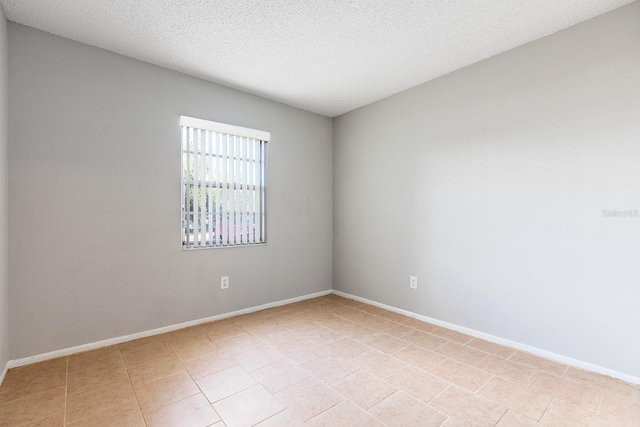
[220,276,229,289]
[409,276,418,290]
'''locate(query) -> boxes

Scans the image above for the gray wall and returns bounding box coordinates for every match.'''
[0,7,8,370]
[334,2,640,377]
[8,24,333,359]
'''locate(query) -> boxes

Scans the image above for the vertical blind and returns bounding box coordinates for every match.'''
[180,116,269,249]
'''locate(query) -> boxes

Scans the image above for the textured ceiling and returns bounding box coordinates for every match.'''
[0,0,635,117]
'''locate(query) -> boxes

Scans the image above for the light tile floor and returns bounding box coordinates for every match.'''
[1,294,639,426]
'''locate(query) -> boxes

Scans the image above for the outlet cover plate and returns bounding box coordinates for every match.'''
[409,276,418,289]
[221,276,229,289]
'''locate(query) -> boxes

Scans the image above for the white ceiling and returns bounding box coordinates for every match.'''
[0,0,634,117]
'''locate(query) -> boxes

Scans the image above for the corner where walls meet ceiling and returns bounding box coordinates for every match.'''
[0,0,635,116]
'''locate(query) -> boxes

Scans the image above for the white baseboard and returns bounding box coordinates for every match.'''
[0,362,7,385]
[6,289,332,370]
[6,287,638,387]
[332,290,640,386]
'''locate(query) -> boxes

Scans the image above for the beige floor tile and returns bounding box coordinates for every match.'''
[274,377,343,421]
[288,315,326,328]
[66,380,138,424]
[351,313,393,329]
[0,387,65,427]
[538,400,597,427]
[386,366,448,403]
[213,384,285,427]
[214,333,263,355]
[477,376,551,420]
[368,391,447,427]
[430,385,507,427]
[0,366,66,403]
[4,297,638,427]
[304,310,344,323]
[67,362,130,395]
[333,323,379,342]
[440,418,467,427]
[277,339,328,364]
[399,317,439,332]
[476,355,537,385]
[430,358,493,392]
[332,370,396,410]
[127,354,186,387]
[596,392,640,425]
[168,335,221,361]
[120,339,174,368]
[363,334,409,354]
[197,365,257,403]
[528,372,601,411]
[232,345,286,372]
[509,351,567,377]
[302,326,344,346]
[251,360,311,393]
[495,410,540,427]
[300,354,359,385]
[430,328,473,344]
[28,412,65,426]
[67,407,145,427]
[260,330,303,350]
[309,310,341,322]
[4,357,66,378]
[199,320,247,340]
[392,344,447,371]
[564,367,636,398]
[325,337,371,360]
[466,338,516,359]
[401,330,448,350]
[315,314,353,331]
[305,308,337,322]
[375,320,414,337]
[134,370,200,412]
[67,346,123,373]
[351,350,406,379]
[435,341,489,366]
[286,319,327,335]
[161,328,203,347]
[332,306,367,320]
[355,304,385,315]
[254,409,304,426]
[144,393,220,427]
[374,310,409,323]
[118,335,165,352]
[306,400,384,426]
[181,349,237,379]
[242,322,288,339]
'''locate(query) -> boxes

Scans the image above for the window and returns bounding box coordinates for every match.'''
[180,116,269,249]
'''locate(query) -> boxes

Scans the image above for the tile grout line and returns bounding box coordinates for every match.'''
[5,295,638,426]
[248,313,394,425]
[474,373,498,396]
[425,384,457,423]
[242,323,332,424]
[164,333,223,422]
[538,396,554,423]
[491,407,509,427]
[594,391,605,413]
[364,389,397,427]
[302,399,344,424]
[119,346,148,426]
[63,356,68,426]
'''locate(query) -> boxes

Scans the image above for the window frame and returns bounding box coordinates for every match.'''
[180,115,269,250]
